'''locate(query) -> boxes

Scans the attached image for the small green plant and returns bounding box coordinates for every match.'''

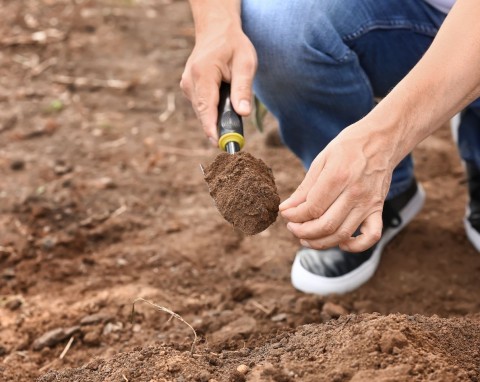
[47,99,64,113]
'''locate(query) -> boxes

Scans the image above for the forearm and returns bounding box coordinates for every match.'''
[367,0,480,164]
[188,0,241,36]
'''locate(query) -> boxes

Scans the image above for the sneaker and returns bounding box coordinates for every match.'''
[464,162,480,251]
[291,180,425,295]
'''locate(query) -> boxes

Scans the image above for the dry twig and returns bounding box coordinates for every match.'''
[250,300,271,315]
[59,336,74,360]
[159,92,176,122]
[0,29,66,47]
[53,75,133,91]
[110,205,127,219]
[131,298,198,355]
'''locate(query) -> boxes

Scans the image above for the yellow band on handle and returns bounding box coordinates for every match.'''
[218,132,245,152]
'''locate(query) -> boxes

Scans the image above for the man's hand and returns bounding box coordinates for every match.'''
[280,121,397,253]
[181,9,257,145]
[280,0,480,253]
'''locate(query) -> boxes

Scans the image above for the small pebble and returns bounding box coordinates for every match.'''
[83,330,101,346]
[322,302,348,318]
[10,159,25,171]
[271,313,287,322]
[103,322,123,335]
[33,328,66,350]
[94,177,116,189]
[5,298,22,311]
[236,364,249,375]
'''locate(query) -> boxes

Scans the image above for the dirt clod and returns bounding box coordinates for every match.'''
[203,152,280,235]
[322,302,349,319]
[236,364,249,375]
[379,330,408,354]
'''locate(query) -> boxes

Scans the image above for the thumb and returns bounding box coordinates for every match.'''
[230,53,257,116]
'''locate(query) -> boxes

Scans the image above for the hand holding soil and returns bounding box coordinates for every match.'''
[203,152,280,235]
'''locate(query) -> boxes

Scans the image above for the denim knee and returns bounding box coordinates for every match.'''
[242,1,352,86]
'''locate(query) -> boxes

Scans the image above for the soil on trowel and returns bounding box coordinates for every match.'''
[203,152,280,235]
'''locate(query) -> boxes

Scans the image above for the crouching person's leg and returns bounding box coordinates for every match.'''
[241,0,444,295]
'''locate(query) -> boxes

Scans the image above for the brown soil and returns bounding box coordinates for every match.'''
[203,152,279,235]
[1,1,480,381]
[38,314,480,382]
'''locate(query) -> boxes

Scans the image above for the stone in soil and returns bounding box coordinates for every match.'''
[203,152,280,235]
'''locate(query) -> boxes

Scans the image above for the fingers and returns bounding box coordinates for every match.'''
[279,155,325,212]
[192,68,223,143]
[339,211,383,253]
[281,167,345,223]
[296,210,364,250]
[289,208,382,253]
[286,194,356,244]
[230,49,257,116]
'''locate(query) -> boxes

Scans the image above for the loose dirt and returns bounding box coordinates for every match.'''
[204,152,280,235]
[38,313,480,381]
[1,1,480,381]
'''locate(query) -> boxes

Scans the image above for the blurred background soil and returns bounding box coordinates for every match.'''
[1,0,479,381]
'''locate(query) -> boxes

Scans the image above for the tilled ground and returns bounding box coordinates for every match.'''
[1,1,479,381]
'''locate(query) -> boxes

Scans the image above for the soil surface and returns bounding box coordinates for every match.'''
[1,1,480,381]
[38,313,480,382]
[204,152,279,235]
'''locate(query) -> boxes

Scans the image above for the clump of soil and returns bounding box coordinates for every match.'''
[203,152,280,235]
[38,313,480,381]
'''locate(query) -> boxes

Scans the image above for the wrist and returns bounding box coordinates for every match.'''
[189,0,241,36]
[362,96,418,167]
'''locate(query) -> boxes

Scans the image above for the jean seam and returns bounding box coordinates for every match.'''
[342,20,439,42]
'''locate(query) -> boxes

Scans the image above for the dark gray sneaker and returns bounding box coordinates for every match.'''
[291,180,425,295]
[464,162,480,251]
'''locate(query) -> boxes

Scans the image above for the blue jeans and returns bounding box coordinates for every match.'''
[242,0,480,198]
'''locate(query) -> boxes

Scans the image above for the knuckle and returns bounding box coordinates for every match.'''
[370,230,382,243]
[306,204,323,218]
[348,186,364,200]
[195,97,210,115]
[242,57,257,73]
[337,229,352,242]
[333,171,349,186]
[321,219,336,235]
[234,83,251,95]
[190,63,203,79]
[179,77,192,97]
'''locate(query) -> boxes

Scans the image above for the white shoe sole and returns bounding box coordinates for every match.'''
[291,184,426,295]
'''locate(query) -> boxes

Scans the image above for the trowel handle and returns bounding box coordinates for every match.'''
[217,82,244,153]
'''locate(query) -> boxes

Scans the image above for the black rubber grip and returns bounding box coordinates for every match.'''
[217,82,244,138]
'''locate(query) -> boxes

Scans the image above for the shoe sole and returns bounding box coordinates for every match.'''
[291,184,426,295]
